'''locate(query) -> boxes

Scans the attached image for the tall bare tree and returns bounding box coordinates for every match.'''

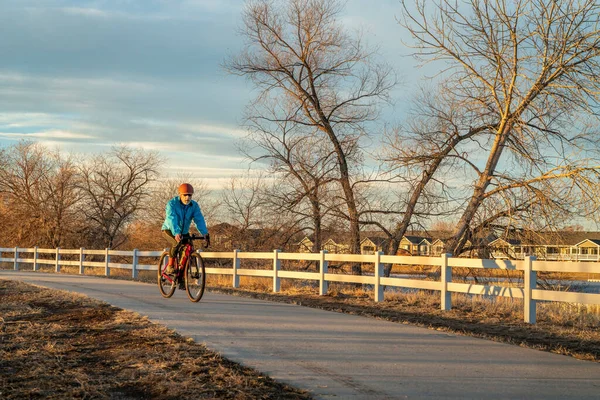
[241,99,338,252]
[77,146,161,249]
[397,0,600,254]
[380,86,493,260]
[227,0,396,266]
[0,141,81,247]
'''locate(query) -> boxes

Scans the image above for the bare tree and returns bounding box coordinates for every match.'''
[241,98,338,252]
[77,146,161,249]
[38,151,82,247]
[222,173,266,232]
[397,0,600,254]
[227,0,396,267]
[0,141,81,247]
[380,85,495,259]
[221,172,300,251]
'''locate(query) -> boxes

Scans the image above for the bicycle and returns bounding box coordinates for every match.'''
[157,234,208,302]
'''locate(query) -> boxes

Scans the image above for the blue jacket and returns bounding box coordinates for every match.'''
[161,196,208,236]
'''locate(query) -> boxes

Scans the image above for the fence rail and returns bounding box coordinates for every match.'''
[2,246,599,325]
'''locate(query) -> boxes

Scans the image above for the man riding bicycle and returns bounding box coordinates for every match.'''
[162,183,210,274]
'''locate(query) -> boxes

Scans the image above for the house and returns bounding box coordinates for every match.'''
[488,238,523,259]
[297,236,314,253]
[431,239,445,256]
[572,239,600,261]
[322,238,350,254]
[399,235,432,255]
[360,237,388,255]
[292,229,600,261]
[488,232,600,261]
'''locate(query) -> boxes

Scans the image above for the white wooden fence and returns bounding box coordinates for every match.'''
[1,246,599,325]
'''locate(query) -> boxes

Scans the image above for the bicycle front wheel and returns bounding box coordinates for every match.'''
[157,252,176,298]
[185,253,206,302]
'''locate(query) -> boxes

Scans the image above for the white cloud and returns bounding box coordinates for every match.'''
[131,118,247,137]
[60,7,109,17]
[0,130,95,140]
[0,112,60,126]
[118,141,189,152]
[57,2,243,22]
[0,71,153,93]
[0,0,412,188]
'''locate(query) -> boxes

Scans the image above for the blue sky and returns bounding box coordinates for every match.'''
[0,0,424,188]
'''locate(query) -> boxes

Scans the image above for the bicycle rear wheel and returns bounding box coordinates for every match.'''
[157,252,176,298]
[185,253,206,302]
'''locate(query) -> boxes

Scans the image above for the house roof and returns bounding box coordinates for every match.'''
[501,231,600,246]
[295,229,600,250]
[360,237,388,247]
[574,238,600,247]
[489,238,521,246]
[403,235,432,244]
[296,236,315,248]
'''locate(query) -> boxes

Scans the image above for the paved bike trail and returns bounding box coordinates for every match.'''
[2,270,599,400]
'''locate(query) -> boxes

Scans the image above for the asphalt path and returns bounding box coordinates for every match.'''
[2,270,599,400]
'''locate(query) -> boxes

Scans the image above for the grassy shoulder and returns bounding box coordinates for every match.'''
[0,280,313,400]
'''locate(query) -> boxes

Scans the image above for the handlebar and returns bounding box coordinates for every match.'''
[183,234,210,249]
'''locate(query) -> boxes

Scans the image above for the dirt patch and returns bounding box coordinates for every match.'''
[0,280,312,400]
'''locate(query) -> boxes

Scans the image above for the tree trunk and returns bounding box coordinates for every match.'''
[446,122,513,254]
[310,197,322,253]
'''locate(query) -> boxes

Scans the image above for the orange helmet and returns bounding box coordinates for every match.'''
[178,183,194,195]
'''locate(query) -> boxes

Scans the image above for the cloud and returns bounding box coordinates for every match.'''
[0,0,418,188]
[0,129,95,140]
[60,7,109,17]
[131,118,247,138]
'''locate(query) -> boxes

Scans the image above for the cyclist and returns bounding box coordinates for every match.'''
[162,183,210,274]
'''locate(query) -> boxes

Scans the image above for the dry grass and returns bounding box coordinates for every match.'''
[0,280,313,400]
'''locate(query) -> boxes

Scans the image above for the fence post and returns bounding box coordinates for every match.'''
[441,253,452,311]
[132,249,139,279]
[13,247,19,270]
[524,255,537,324]
[232,249,240,288]
[105,248,111,276]
[374,251,383,302]
[79,248,85,274]
[273,249,281,293]
[319,250,328,296]
[33,246,39,271]
[55,247,61,272]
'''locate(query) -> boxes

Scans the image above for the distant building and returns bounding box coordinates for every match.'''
[360,237,388,255]
[322,238,350,254]
[297,236,314,253]
[488,232,600,261]
[294,229,600,261]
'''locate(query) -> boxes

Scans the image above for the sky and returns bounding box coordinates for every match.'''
[0,0,428,189]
